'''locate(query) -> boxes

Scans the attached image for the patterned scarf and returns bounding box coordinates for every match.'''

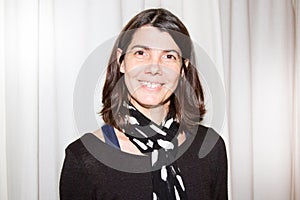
[120,101,188,200]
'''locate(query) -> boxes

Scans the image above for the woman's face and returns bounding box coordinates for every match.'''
[119,26,182,109]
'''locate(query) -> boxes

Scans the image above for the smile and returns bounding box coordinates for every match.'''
[140,81,164,89]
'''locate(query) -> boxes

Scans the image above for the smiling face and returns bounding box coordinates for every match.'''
[119,26,182,112]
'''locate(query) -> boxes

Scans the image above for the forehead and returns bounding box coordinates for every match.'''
[128,26,180,52]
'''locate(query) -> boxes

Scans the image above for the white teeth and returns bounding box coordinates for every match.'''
[141,81,162,89]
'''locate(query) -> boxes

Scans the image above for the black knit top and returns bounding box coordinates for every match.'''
[59,125,228,200]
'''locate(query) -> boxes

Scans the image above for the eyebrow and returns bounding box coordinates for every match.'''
[130,45,181,56]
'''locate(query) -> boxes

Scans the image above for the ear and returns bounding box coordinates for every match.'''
[184,59,189,68]
[181,59,189,77]
[117,48,125,73]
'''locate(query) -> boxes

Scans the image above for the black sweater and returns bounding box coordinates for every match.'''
[59,125,228,200]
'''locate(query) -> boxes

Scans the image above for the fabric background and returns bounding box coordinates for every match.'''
[0,0,299,199]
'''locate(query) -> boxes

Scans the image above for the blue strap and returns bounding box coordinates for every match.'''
[101,125,121,149]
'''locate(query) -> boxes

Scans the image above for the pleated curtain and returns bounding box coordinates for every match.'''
[0,0,299,199]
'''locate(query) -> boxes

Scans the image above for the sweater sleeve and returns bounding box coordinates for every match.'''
[212,135,228,200]
[59,148,95,200]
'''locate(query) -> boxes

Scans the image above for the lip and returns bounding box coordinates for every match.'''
[138,80,165,90]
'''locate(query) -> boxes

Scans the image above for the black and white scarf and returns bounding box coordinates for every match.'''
[120,101,188,200]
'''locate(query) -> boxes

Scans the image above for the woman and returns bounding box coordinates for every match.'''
[60,8,228,200]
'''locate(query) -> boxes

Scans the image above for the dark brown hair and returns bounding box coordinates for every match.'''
[100,8,205,131]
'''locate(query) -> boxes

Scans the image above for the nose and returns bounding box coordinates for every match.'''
[145,51,162,75]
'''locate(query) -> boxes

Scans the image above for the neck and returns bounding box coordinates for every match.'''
[130,99,169,125]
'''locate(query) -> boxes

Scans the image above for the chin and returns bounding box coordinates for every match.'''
[138,100,163,107]
[133,97,166,108]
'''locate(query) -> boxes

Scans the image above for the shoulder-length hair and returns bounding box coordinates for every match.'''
[100,8,206,131]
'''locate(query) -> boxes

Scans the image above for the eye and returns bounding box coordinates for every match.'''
[134,50,147,57]
[166,54,176,60]
[162,53,178,61]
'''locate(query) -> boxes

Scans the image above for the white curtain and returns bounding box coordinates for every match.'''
[0,0,299,199]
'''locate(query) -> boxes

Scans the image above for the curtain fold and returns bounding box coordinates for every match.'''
[120,0,145,25]
[0,0,8,199]
[0,0,299,199]
[250,1,294,199]
[4,0,39,199]
[38,0,58,198]
[293,1,300,199]
[226,1,254,199]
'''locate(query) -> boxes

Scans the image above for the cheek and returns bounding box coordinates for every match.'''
[122,59,144,75]
[123,55,143,70]
[164,67,181,82]
[123,70,142,94]
[169,77,180,91]
[124,66,143,81]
